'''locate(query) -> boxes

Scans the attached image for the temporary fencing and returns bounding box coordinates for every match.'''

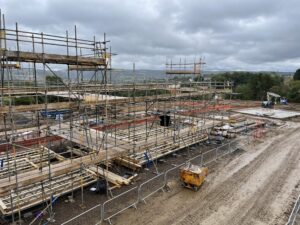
[286,193,300,225]
[61,203,102,225]
[102,187,139,224]
[61,137,248,224]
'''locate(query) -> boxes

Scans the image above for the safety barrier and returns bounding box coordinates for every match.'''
[138,173,165,203]
[217,143,231,158]
[164,162,186,189]
[61,137,248,224]
[102,187,139,224]
[286,193,300,225]
[202,147,216,165]
[61,203,102,225]
[187,150,203,165]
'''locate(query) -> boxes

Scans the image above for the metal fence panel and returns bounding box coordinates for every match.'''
[231,139,240,152]
[188,152,203,166]
[202,148,217,165]
[217,143,230,158]
[164,162,186,189]
[102,187,139,224]
[60,136,251,224]
[138,173,166,203]
[61,204,102,225]
[286,194,300,225]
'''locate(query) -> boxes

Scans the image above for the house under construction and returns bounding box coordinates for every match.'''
[0,12,264,224]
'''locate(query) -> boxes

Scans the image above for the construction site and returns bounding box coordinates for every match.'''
[0,11,300,225]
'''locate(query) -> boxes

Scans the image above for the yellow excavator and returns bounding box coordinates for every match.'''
[180,163,208,191]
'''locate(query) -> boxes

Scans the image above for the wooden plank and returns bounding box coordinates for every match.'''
[0,90,231,113]
[0,147,125,196]
[0,50,106,66]
[0,199,7,211]
[1,63,20,68]
[0,102,76,114]
[67,147,87,157]
[24,158,39,169]
[166,70,200,75]
[0,169,97,215]
[87,166,131,186]
[0,135,62,152]
[41,146,65,161]
[114,157,142,171]
[68,65,99,71]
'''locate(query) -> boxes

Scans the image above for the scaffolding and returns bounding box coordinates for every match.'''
[166,58,205,77]
[0,12,242,224]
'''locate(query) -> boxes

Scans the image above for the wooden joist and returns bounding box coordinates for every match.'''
[0,147,59,179]
[0,102,76,114]
[0,168,97,215]
[0,145,126,196]
[128,132,208,165]
[87,166,131,186]
[0,63,20,68]
[0,50,106,66]
[41,145,65,161]
[114,156,142,171]
[0,162,130,214]
[67,147,88,157]
[24,158,39,169]
[166,70,200,75]
[0,89,232,114]
[68,65,99,71]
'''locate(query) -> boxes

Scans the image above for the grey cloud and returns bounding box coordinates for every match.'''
[0,0,300,71]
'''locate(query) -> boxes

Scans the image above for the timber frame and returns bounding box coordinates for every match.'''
[0,11,240,221]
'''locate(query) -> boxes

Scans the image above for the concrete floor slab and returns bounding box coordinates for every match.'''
[234,107,300,119]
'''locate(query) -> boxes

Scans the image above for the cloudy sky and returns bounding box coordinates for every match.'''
[1,0,300,71]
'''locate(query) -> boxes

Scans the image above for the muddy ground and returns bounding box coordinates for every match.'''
[6,112,300,225]
[17,137,226,225]
[109,121,300,225]
[25,121,300,225]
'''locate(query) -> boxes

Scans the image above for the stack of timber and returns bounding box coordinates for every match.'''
[114,156,142,171]
[210,113,265,137]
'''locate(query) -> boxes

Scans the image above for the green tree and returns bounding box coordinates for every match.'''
[287,80,300,102]
[269,85,285,97]
[235,84,252,100]
[211,72,285,101]
[46,75,63,85]
[294,69,300,80]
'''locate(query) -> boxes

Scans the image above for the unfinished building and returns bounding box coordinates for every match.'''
[0,12,271,224]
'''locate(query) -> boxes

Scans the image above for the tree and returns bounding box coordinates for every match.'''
[294,69,300,80]
[287,80,300,102]
[235,84,252,100]
[46,75,63,85]
[269,85,285,96]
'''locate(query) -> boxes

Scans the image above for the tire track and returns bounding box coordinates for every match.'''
[228,141,300,225]
[171,127,300,225]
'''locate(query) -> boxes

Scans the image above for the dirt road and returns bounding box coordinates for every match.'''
[114,122,300,225]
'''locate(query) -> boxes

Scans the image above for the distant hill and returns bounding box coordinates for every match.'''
[5,68,294,84]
